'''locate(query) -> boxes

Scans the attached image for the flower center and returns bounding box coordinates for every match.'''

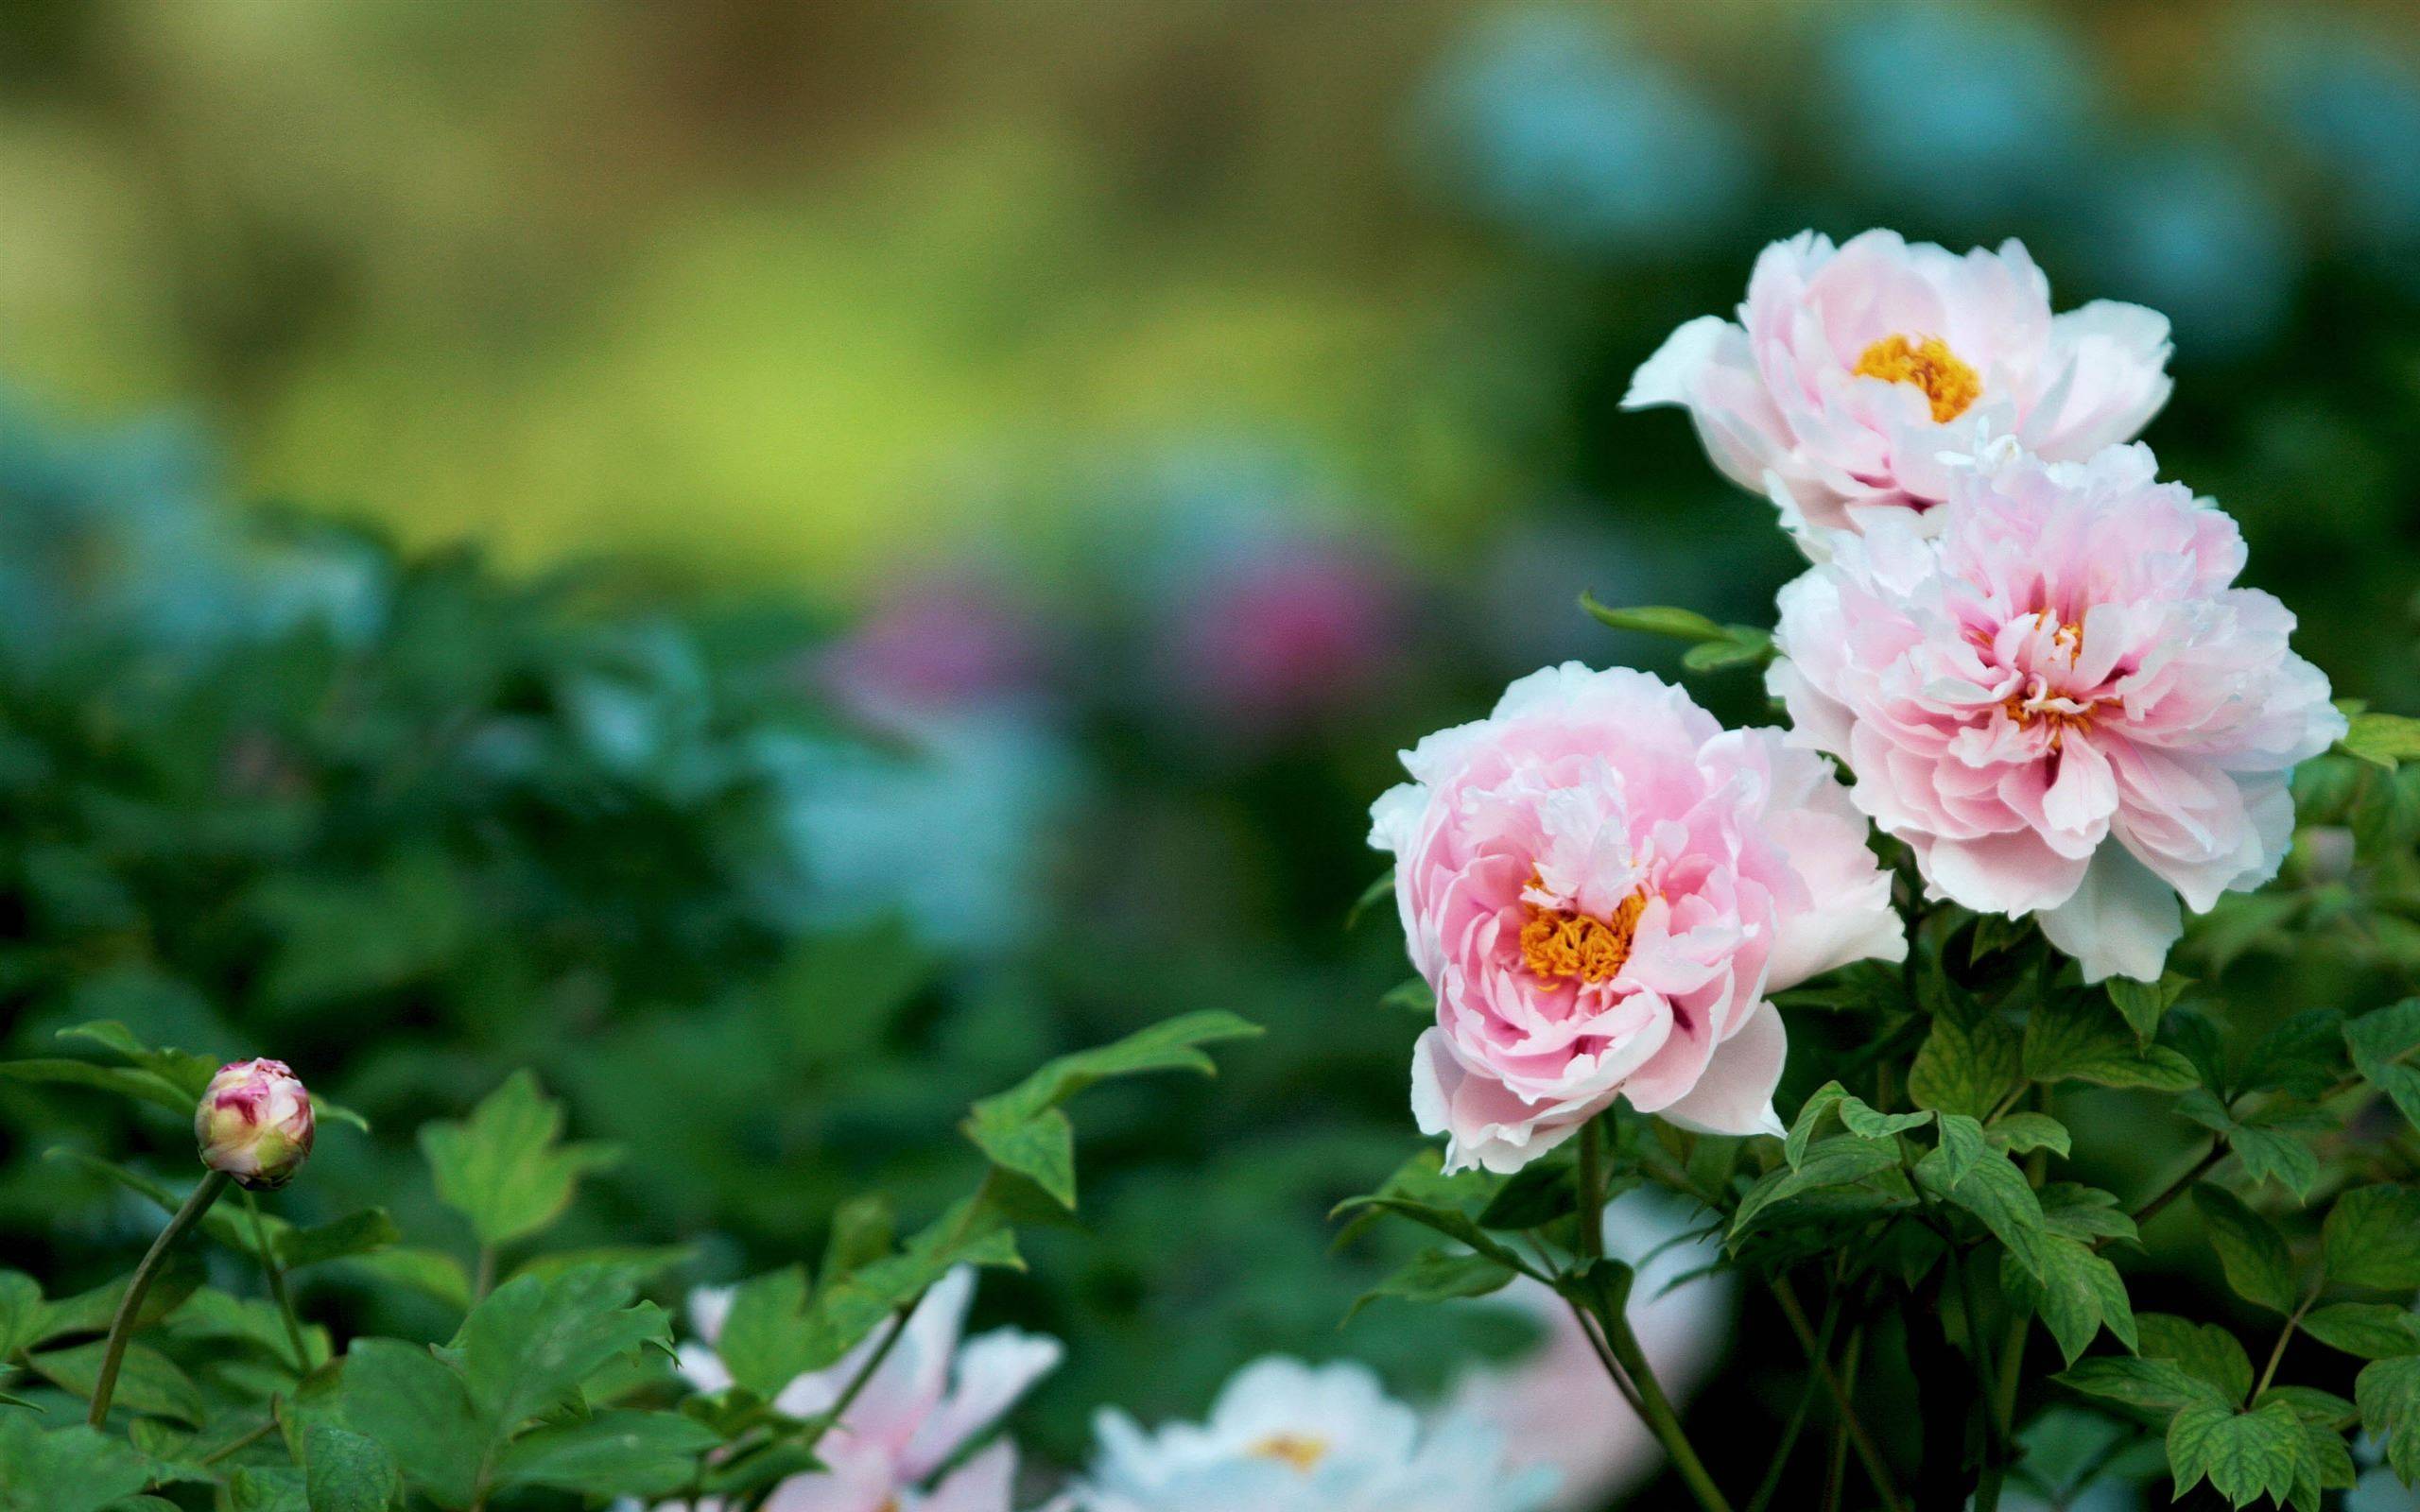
[1520,879,1649,985]
[1251,1433,1331,1472]
[1853,334,1981,422]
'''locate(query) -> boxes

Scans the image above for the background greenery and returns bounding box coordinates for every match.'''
[2,2,2416,1507]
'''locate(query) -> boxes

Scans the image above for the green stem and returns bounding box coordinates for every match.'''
[89,1169,230,1427]
[473,1244,496,1302]
[197,1400,283,1467]
[1824,1327,1864,1512]
[1595,1292,1735,1512]
[1578,1118,1609,1262]
[1769,1280,1905,1512]
[244,1192,312,1373]
[1746,1287,1841,1512]
[2255,1285,2322,1400]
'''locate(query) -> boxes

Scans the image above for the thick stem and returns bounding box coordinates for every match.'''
[1578,1118,1609,1261]
[1595,1294,1735,1512]
[244,1192,312,1373]
[89,1169,230,1427]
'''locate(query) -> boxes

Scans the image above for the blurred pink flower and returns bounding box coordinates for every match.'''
[195,1057,315,1190]
[1449,1193,1732,1511]
[819,573,1054,724]
[1369,663,1904,1173]
[675,1267,1060,1512]
[1624,229,2172,541]
[1769,442,2343,982]
[1166,541,1401,735]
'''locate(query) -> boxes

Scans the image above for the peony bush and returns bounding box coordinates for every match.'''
[4,229,2417,1512]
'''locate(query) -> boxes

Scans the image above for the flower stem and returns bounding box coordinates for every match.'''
[89,1169,230,1427]
[1595,1296,1735,1512]
[1770,1279,1905,1512]
[1746,1287,1840,1512]
[243,1192,312,1373]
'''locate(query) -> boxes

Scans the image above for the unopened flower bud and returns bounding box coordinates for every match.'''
[196,1058,315,1190]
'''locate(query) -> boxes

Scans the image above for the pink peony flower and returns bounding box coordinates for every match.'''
[1768,441,2344,983]
[195,1058,315,1190]
[1369,664,1905,1173]
[673,1267,1060,1512]
[1623,229,2173,541]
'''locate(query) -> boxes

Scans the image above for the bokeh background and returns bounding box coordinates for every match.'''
[5,2,2418,1507]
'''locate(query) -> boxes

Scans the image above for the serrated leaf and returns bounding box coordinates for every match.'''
[2008,1234,2138,1366]
[418,1072,620,1248]
[2055,1355,2231,1417]
[2356,1355,2420,1485]
[1929,1112,1989,1189]
[304,1425,400,1512]
[493,1410,719,1497]
[2194,1184,2300,1314]
[27,1339,204,1425]
[961,1010,1262,1208]
[0,1416,154,1512]
[1730,1136,1902,1244]
[2168,1398,2305,1507]
[715,1266,816,1399]
[1346,1248,1518,1321]
[2231,1122,2323,1201]
[2301,1304,2420,1361]
[2024,993,2199,1090]
[2141,1314,2256,1407]
[2106,973,2190,1044]
[1940,1148,2049,1280]
[2346,1000,2420,1137]
[2241,1009,2349,1100]
[1910,1012,2023,1119]
[1988,1111,2072,1158]
[2040,1184,2138,1246]
[2324,1186,2420,1291]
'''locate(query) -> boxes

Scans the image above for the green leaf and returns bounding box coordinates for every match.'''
[1576,597,1727,642]
[1346,868,1396,931]
[2023,993,2199,1091]
[0,1272,41,1360]
[493,1410,719,1498]
[2241,1009,2349,1100]
[1347,1248,1519,1321]
[1909,1013,2024,1119]
[961,1010,1262,1208]
[2167,1398,2305,1507]
[1377,978,1433,1016]
[0,1416,152,1512]
[1784,1082,1928,1169]
[2345,999,2420,1137]
[2140,1314,2256,1407]
[27,1339,205,1425]
[1474,1157,1578,1231]
[1988,1111,2072,1158]
[2194,1184,2300,1314]
[2040,1184,2138,1246]
[341,1266,672,1508]
[2323,1186,2420,1291]
[2054,1355,2231,1417]
[1680,629,1775,673]
[797,1196,1025,1373]
[2356,1355,2420,1485]
[1942,1150,2049,1280]
[0,1058,192,1114]
[2301,1304,2420,1361]
[2006,1235,2138,1366]
[2341,710,2420,769]
[2230,1119,2324,1201]
[278,1211,401,1272]
[1730,1136,1903,1244]
[2106,972,2190,1044]
[341,1248,471,1313]
[304,1425,400,1512]
[418,1071,621,1248]
[715,1266,817,1399]
[1929,1112,1989,1189]
[224,1468,309,1512]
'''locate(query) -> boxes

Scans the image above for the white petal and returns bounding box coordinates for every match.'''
[2037,845,2183,984]
[1655,999,1789,1138]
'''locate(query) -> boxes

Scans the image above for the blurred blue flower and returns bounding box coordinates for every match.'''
[2065,141,2301,359]
[1417,9,1754,254]
[1818,2,2098,230]
[0,389,388,663]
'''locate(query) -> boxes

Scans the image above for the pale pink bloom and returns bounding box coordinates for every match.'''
[1769,442,2343,983]
[1369,664,1904,1173]
[673,1268,1060,1512]
[195,1058,315,1190]
[1624,229,2172,541]
[1449,1192,1732,1510]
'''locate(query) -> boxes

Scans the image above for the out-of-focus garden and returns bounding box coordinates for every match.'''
[3,1,2416,1507]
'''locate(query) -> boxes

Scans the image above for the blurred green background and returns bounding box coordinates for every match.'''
[4,2,2418,1507]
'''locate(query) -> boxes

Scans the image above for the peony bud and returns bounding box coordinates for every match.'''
[195,1058,316,1190]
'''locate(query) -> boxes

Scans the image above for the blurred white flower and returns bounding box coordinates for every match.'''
[1062,1356,1556,1512]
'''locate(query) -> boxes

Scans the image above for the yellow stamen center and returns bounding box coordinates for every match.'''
[1251,1433,1331,1472]
[1520,878,1649,985]
[1853,334,1981,422]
